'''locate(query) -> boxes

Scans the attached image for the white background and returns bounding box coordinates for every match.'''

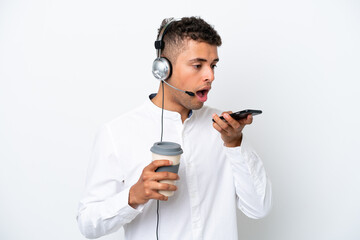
[1,0,359,239]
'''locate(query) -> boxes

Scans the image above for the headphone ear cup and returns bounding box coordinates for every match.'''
[152,57,172,80]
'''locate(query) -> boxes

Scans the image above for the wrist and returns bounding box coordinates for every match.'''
[224,134,243,148]
[128,186,139,209]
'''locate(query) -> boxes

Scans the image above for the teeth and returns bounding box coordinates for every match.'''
[197,90,208,97]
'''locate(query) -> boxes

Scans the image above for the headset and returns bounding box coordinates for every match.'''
[152,18,176,81]
[152,18,183,240]
[151,18,195,97]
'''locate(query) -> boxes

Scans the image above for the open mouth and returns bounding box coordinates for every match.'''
[196,89,209,102]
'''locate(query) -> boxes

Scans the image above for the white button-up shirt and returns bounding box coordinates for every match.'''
[77,97,272,240]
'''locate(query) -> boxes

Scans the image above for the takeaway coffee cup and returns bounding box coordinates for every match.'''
[150,141,183,197]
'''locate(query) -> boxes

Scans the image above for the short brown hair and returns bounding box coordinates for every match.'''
[158,17,222,64]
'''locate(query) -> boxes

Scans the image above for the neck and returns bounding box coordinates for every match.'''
[151,84,190,123]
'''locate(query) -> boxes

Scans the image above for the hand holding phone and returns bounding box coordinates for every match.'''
[212,109,262,122]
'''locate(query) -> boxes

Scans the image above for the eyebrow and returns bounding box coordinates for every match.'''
[189,58,220,63]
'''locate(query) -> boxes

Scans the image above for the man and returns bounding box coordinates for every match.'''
[77,17,272,240]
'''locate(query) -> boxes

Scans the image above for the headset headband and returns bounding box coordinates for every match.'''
[154,18,179,58]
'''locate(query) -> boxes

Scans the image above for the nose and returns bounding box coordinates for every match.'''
[204,65,215,82]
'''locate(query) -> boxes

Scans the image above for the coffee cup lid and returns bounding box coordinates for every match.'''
[150,141,183,156]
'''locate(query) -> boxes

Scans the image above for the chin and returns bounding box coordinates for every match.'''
[189,102,204,110]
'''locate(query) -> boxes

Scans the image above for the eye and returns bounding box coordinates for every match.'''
[211,65,217,70]
[193,64,202,69]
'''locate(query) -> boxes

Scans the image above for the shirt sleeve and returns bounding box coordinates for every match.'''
[225,136,272,219]
[77,125,142,239]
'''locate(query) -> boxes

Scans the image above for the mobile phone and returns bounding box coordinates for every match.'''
[213,109,262,122]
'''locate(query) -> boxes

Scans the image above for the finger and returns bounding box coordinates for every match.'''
[212,121,224,133]
[212,114,230,132]
[148,191,169,201]
[152,172,179,181]
[223,113,241,129]
[143,183,176,200]
[146,160,173,172]
[221,111,232,115]
[216,111,232,123]
[151,181,178,192]
[238,114,253,125]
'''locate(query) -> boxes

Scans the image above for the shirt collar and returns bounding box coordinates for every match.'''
[148,93,193,119]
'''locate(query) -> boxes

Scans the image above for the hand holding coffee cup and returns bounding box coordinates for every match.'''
[128,160,179,208]
[150,142,183,197]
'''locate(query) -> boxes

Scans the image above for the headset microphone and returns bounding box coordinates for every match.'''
[153,70,195,96]
[161,79,195,97]
[152,19,195,97]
